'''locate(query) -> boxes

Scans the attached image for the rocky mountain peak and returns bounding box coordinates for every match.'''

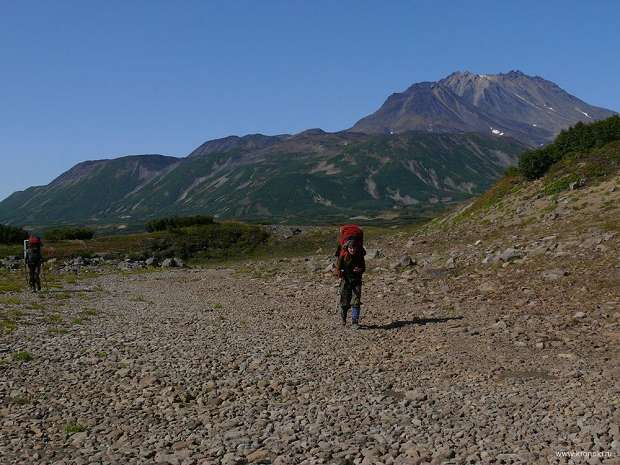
[350,70,616,145]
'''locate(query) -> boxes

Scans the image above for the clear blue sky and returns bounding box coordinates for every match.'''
[1,0,619,200]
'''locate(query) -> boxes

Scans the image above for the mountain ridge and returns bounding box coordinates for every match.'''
[350,70,616,145]
[1,70,616,227]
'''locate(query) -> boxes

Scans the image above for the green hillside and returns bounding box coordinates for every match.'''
[0,132,524,228]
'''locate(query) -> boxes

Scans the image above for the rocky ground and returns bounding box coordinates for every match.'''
[1,179,619,465]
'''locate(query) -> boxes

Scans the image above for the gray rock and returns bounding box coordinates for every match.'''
[366,248,384,260]
[396,255,415,268]
[482,252,500,264]
[162,257,185,268]
[404,389,427,402]
[542,269,569,281]
[499,247,522,261]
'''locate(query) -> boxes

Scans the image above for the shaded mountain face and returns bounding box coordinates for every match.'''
[188,134,289,158]
[0,155,180,226]
[3,70,615,227]
[0,132,525,227]
[350,71,616,146]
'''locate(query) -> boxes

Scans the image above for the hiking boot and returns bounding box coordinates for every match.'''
[340,307,347,326]
[352,321,359,330]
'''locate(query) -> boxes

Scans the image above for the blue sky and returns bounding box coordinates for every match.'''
[1,0,619,200]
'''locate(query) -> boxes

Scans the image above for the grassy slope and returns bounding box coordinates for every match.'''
[0,132,524,227]
[428,140,620,241]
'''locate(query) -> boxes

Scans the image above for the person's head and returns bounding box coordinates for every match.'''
[346,240,360,255]
[28,235,41,249]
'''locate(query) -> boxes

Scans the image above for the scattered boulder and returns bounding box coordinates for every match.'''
[365,248,384,260]
[162,258,184,268]
[145,257,158,267]
[1,256,22,270]
[542,269,569,281]
[394,255,415,269]
[482,252,500,265]
[404,389,427,402]
[499,247,522,262]
[569,178,586,190]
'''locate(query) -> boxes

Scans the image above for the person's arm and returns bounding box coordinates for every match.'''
[334,255,343,278]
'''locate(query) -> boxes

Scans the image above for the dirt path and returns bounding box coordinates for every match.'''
[1,265,618,465]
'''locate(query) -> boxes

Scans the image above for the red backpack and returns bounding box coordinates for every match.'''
[335,224,364,257]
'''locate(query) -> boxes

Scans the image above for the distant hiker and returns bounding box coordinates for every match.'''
[25,235,43,292]
[335,225,366,329]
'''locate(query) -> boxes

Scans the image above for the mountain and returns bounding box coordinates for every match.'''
[188,134,289,158]
[0,155,180,225]
[350,70,616,146]
[0,132,524,227]
[2,70,616,228]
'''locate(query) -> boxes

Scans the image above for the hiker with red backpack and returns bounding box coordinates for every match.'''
[335,225,366,329]
[25,235,44,292]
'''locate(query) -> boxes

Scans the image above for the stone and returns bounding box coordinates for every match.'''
[162,258,176,268]
[162,257,185,268]
[499,247,522,261]
[542,269,569,281]
[574,311,586,319]
[246,448,270,462]
[140,375,159,387]
[482,252,500,264]
[71,431,88,447]
[404,390,427,402]
[366,248,384,259]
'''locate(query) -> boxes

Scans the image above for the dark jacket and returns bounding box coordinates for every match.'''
[336,251,365,282]
[25,246,43,266]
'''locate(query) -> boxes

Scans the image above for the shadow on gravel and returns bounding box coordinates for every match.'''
[362,316,463,330]
[41,289,97,293]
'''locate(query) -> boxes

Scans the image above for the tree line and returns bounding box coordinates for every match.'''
[519,115,620,179]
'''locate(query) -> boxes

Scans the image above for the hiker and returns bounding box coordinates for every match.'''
[335,226,366,329]
[25,235,43,292]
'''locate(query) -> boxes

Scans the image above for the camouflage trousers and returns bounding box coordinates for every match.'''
[28,263,41,291]
[339,279,362,309]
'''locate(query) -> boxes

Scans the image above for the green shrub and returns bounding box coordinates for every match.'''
[44,227,95,241]
[64,422,86,435]
[543,173,580,195]
[0,224,28,244]
[149,222,269,260]
[13,351,33,362]
[145,215,215,232]
[519,115,620,179]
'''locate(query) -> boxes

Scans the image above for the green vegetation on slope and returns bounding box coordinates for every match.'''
[44,227,95,241]
[455,133,620,223]
[145,215,215,232]
[519,115,620,180]
[0,224,28,244]
[0,132,525,227]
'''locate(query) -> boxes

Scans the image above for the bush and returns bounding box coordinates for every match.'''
[0,225,28,244]
[519,147,558,180]
[44,227,95,241]
[149,222,269,260]
[519,115,620,179]
[145,215,215,232]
